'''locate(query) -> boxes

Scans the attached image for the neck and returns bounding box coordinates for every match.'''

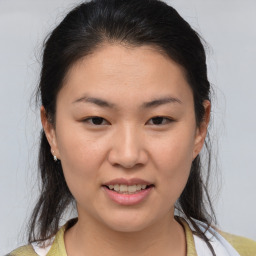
[64,214,186,256]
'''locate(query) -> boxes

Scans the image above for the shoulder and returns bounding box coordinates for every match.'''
[6,244,37,256]
[7,241,53,256]
[220,231,256,256]
[7,218,76,256]
[176,216,256,256]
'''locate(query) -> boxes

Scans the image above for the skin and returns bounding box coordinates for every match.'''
[41,44,210,256]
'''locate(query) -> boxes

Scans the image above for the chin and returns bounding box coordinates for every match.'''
[106,220,150,233]
[99,211,156,233]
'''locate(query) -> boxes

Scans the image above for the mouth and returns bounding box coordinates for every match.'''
[103,184,155,194]
[102,178,155,205]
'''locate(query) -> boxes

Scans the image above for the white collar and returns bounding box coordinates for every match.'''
[191,219,240,256]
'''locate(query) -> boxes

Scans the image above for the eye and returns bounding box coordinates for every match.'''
[147,116,174,125]
[83,116,110,125]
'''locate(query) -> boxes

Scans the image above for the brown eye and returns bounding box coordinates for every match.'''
[84,117,109,125]
[147,116,173,125]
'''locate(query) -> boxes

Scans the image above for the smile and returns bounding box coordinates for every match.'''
[104,184,153,194]
[102,184,154,205]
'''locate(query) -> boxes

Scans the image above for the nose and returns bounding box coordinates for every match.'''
[108,125,148,169]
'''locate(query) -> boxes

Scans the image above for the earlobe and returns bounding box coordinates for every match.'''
[193,100,211,159]
[40,106,60,159]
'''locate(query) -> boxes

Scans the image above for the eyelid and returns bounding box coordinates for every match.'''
[81,116,174,126]
[83,116,110,125]
[146,116,175,125]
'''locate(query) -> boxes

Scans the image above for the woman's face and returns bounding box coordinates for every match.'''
[42,44,209,232]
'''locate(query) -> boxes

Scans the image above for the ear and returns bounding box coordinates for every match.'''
[192,100,211,159]
[40,106,60,159]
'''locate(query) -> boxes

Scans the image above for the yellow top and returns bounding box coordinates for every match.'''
[8,218,256,256]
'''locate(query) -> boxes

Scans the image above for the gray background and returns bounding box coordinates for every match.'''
[1,0,255,254]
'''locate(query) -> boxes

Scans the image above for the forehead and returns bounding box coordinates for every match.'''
[59,44,193,106]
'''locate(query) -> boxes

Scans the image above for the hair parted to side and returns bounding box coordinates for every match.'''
[29,0,216,254]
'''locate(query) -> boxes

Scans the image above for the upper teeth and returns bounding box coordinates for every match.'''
[108,184,147,193]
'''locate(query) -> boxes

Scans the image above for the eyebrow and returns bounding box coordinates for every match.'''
[142,97,182,108]
[73,96,116,108]
[72,95,182,108]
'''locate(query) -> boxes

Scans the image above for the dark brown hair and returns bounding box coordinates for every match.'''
[29,0,216,254]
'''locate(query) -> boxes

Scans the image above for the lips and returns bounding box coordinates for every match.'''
[102,178,154,205]
[102,178,154,193]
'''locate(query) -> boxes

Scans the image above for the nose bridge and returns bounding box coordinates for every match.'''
[108,123,147,168]
[121,124,139,155]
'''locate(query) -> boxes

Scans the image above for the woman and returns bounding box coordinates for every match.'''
[8,0,256,255]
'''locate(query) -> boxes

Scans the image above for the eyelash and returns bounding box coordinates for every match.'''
[83,116,174,126]
[147,116,174,125]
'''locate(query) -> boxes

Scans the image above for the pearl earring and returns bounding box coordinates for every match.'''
[52,150,58,162]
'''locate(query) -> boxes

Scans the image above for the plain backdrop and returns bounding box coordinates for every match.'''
[1,0,255,254]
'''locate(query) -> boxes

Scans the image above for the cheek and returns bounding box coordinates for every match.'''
[150,128,195,199]
[56,118,108,165]
[152,127,195,168]
[55,125,109,196]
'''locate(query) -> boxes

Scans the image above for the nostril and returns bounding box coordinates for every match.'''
[107,144,148,169]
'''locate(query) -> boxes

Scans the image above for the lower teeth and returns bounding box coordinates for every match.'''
[105,185,153,194]
[108,188,146,194]
[114,190,143,194]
